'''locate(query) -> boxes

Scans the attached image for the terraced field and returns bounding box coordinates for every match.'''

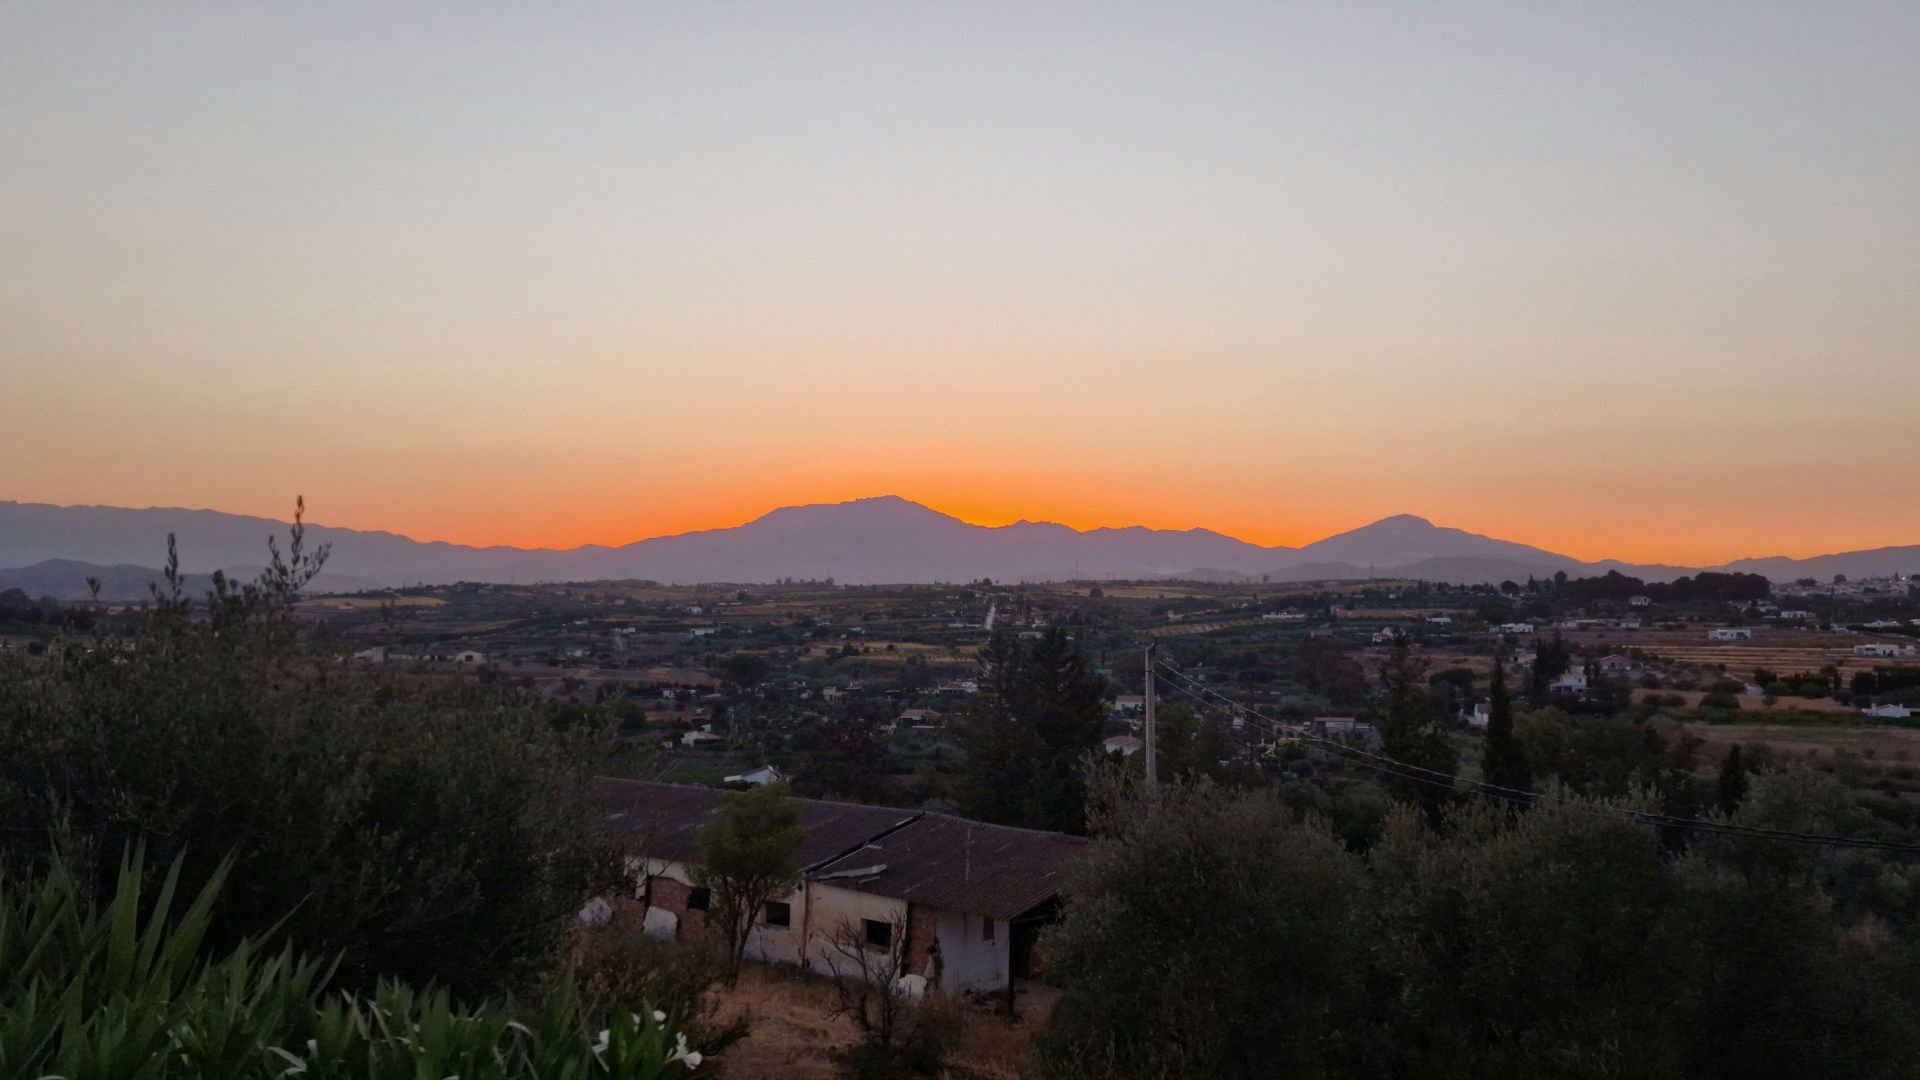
[1558,627,1919,676]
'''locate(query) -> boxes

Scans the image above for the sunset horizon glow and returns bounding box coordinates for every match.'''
[4,4,1916,570]
[8,488,1914,571]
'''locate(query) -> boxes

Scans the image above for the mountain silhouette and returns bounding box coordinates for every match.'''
[1,496,1910,591]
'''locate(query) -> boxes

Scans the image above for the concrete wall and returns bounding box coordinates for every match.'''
[933,910,1010,993]
[801,881,909,980]
[636,857,806,963]
[619,864,1009,993]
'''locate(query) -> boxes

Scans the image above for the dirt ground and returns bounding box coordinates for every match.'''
[1630,688,1855,713]
[709,966,1041,1080]
[1655,718,1920,767]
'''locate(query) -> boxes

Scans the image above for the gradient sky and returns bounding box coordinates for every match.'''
[3,3,1917,566]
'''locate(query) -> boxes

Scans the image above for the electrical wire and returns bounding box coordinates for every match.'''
[1148,659,1920,854]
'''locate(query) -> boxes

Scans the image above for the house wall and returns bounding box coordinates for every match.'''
[619,862,1024,994]
[635,857,806,962]
[802,882,908,980]
[933,910,1009,993]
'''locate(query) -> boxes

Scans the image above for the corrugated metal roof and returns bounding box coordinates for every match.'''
[810,813,1087,921]
[597,779,1085,919]
[598,778,917,870]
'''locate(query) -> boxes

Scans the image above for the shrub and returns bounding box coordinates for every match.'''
[0,848,712,1079]
[0,512,620,998]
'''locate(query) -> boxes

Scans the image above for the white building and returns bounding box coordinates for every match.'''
[1549,672,1589,695]
[896,708,943,729]
[1856,643,1918,659]
[1498,623,1536,635]
[723,765,788,787]
[1864,704,1914,720]
[1102,735,1144,757]
[601,780,1083,996]
[1708,628,1753,642]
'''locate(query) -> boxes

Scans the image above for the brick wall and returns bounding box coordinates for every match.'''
[904,902,941,979]
[646,875,716,944]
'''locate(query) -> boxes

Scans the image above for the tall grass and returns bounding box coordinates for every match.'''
[0,850,706,1078]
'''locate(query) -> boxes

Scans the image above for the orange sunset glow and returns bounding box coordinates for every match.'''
[3,4,1917,568]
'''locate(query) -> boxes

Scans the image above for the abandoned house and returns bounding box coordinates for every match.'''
[597,778,1086,995]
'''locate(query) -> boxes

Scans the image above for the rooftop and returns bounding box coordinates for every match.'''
[596,778,1086,920]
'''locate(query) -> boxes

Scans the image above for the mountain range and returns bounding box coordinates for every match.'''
[2,496,1916,599]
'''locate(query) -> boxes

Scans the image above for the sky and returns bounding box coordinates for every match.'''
[2,2,1917,567]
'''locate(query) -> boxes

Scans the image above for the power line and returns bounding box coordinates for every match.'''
[1149,660,1920,854]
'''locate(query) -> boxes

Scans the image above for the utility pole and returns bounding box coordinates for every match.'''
[1143,643,1158,784]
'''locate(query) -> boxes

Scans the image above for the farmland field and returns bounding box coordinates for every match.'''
[1557,627,1919,676]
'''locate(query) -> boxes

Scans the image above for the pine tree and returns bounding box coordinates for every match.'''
[955,627,1105,833]
[1378,638,1457,820]
[1482,656,1532,794]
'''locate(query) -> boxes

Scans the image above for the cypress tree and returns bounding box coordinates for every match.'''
[1483,656,1532,794]
[1717,744,1749,814]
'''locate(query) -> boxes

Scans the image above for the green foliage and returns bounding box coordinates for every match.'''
[1377,638,1457,818]
[1482,657,1531,792]
[1717,745,1750,813]
[0,849,710,1079]
[720,653,771,688]
[0,512,619,998]
[955,628,1106,833]
[1038,774,1920,1080]
[1514,709,1696,800]
[1530,632,1573,697]
[1037,773,1368,1079]
[694,783,805,980]
[1149,703,1240,784]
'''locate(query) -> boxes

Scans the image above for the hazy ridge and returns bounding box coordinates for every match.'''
[2,496,1914,598]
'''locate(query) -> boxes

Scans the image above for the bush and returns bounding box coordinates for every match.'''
[1036,773,1920,1079]
[0,848,712,1079]
[1700,691,1743,710]
[573,925,748,1054]
[0,515,619,998]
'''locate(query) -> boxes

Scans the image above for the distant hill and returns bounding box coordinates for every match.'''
[1,496,1909,588]
[1718,546,1920,583]
[1285,514,1584,574]
[0,559,383,602]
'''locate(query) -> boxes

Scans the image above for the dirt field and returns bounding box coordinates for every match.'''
[710,967,1040,1080]
[1657,719,1920,767]
[801,641,974,660]
[298,595,446,610]
[1631,688,1854,714]
[1140,617,1263,638]
[1558,627,1919,677]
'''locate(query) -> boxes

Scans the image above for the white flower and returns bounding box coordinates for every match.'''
[652,1010,667,1023]
[683,1051,703,1069]
[592,1029,610,1054]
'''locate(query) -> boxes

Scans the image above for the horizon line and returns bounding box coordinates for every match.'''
[2,492,1873,571]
